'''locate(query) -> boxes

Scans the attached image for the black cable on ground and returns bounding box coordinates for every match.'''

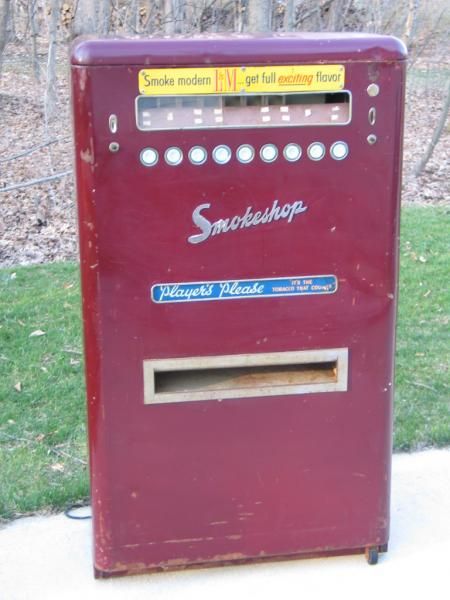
[64,503,92,520]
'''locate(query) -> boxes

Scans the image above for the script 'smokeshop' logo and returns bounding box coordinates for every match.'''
[188,199,307,244]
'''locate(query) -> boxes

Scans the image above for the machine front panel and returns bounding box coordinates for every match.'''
[72,37,405,575]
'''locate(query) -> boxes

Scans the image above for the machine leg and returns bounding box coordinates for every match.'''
[365,546,379,565]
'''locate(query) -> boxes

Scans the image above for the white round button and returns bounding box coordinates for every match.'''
[189,146,207,165]
[283,143,302,162]
[236,145,255,164]
[165,147,183,165]
[140,148,158,167]
[212,145,232,165]
[367,83,380,97]
[307,142,325,161]
[330,141,349,160]
[260,144,278,163]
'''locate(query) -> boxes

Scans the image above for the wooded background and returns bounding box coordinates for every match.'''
[0,0,449,265]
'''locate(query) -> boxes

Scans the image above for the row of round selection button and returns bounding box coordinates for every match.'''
[140,141,349,167]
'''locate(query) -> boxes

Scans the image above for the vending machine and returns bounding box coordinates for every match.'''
[71,34,406,577]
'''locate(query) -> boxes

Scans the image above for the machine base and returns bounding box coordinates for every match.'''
[94,544,389,578]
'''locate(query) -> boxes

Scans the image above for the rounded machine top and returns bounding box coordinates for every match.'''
[71,34,407,67]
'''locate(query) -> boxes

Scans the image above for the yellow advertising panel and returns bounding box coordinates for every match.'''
[139,65,345,95]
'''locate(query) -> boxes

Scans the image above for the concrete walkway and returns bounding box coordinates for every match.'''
[1,448,449,600]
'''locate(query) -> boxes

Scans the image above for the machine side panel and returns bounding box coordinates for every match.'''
[72,66,113,572]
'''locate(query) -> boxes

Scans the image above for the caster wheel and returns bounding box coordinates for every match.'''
[365,546,379,565]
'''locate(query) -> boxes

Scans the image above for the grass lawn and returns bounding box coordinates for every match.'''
[0,205,449,521]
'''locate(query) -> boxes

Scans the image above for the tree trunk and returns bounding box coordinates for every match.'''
[29,0,40,81]
[5,0,13,40]
[234,0,244,33]
[142,0,161,33]
[403,0,419,46]
[73,0,97,35]
[414,79,450,176]
[247,0,271,33]
[97,0,111,35]
[285,0,297,31]
[0,0,11,79]
[163,0,173,34]
[328,0,354,31]
[45,0,59,129]
[163,0,184,34]
[126,0,139,33]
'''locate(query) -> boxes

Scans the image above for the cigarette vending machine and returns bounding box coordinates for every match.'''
[71,34,406,577]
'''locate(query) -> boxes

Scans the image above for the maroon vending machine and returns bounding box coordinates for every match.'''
[71,34,406,577]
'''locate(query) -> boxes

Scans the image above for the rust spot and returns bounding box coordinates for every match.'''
[79,68,88,92]
[162,537,214,544]
[164,557,191,567]
[211,552,247,562]
[114,561,147,572]
[80,148,94,164]
[368,64,380,82]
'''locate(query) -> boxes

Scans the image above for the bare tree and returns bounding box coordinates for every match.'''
[327,0,355,31]
[247,0,271,32]
[73,0,98,35]
[403,0,419,45]
[29,0,40,81]
[97,0,111,35]
[285,0,299,31]
[163,0,185,34]
[0,0,11,79]
[5,0,13,39]
[141,0,162,33]
[126,0,140,33]
[45,0,59,129]
[415,78,450,176]
[234,0,245,33]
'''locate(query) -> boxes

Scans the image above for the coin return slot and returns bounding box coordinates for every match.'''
[136,92,351,131]
[144,349,348,404]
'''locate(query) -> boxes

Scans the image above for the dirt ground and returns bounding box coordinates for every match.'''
[0,44,449,267]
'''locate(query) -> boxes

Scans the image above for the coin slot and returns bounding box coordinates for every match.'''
[368,107,376,125]
[108,114,118,134]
